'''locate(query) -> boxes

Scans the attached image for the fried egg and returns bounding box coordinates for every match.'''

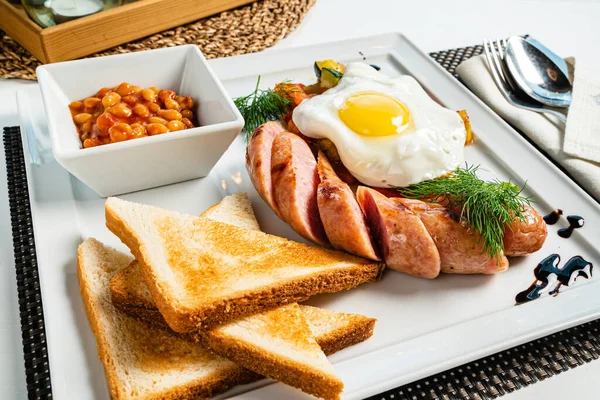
[292,63,467,187]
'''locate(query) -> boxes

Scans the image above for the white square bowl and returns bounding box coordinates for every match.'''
[36,45,244,197]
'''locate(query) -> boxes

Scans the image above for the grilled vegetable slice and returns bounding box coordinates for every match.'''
[304,82,323,95]
[457,110,473,145]
[320,68,343,89]
[314,60,345,79]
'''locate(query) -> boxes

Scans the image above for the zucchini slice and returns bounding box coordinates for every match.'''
[320,67,343,89]
[314,60,345,79]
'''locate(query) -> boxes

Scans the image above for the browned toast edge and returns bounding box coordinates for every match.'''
[187,264,383,329]
[317,315,376,356]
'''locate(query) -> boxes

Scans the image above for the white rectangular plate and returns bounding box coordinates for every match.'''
[20,34,600,400]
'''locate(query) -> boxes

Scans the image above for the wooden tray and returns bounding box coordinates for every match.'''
[0,0,256,64]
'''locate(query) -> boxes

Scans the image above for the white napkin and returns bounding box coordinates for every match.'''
[456,55,600,201]
[564,62,600,163]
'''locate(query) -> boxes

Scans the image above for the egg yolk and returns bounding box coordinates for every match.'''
[338,91,410,137]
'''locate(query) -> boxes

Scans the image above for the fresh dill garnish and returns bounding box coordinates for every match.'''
[397,165,532,260]
[233,76,291,139]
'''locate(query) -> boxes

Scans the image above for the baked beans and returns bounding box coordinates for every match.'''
[69,82,197,148]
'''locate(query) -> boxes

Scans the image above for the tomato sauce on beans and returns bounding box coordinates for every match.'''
[68,82,197,149]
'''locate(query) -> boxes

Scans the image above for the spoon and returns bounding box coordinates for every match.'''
[504,36,572,108]
[524,37,569,79]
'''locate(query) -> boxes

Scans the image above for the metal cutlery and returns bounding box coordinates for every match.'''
[482,38,567,122]
[504,36,572,108]
[524,37,570,79]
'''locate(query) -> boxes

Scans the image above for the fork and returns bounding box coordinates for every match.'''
[483,38,567,122]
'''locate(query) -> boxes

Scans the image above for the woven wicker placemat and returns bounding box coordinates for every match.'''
[4,45,600,400]
[0,0,316,80]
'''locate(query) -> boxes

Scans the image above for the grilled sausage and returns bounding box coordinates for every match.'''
[317,153,379,260]
[503,205,548,256]
[271,132,328,246]
[246,122,286,217]
[314,139,358,185]
[357,187,441,279]
[396,198,509,274]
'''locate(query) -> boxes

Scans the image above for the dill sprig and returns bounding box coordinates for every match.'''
[233,76,291,139]
[397,165,532,259]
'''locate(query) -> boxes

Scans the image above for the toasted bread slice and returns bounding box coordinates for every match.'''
[105,197,384,331]
[78,238,256,400]
[297,305,375,356]
[111,193,375,363]
[202,303,343,400]
[111,261,376,357]
[202,192,261,232]
[109,260,164,324]
[79,238,375,399]
[108,194,369,399]
[110,192,263,327]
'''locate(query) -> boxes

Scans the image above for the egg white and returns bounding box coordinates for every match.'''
[292,62,467,187]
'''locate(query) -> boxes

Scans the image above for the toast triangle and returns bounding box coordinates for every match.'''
[111,261,376,357]
[111,193,376,359]
[109,192,262,325]
[105,197,384,331]
[204,303,344,400]
[202,192,261,232]
[79,238,375,400]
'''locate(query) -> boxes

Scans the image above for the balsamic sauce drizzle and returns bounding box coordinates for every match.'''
[517,209,590,304]
[542,209,584,238]
[558,215,585,238]
[543,209,563,225]
[515,254,593,304]
[370,64,381,71]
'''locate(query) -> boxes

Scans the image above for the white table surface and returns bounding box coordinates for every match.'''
[1,0,600,398]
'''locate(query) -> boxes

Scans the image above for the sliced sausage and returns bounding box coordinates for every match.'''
[317,152,379,260]
[246,122,286,217]
[396,198,509,274]
[314,139,358,186]
[401,199,547,257]
[271,132,328,246]
[503,205,548,256]
[357,187,441,279]
[371,187,404,198]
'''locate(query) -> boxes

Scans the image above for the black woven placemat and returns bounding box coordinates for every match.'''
[3,45,599,400]
[430,44,483,77]
[4,126,52,399]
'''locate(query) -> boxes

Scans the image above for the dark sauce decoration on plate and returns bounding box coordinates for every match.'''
[542,209,584,238]
[515,254,593,305]
[370,64,381,71]
[543,209,563,225]
[558,215,584,238]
